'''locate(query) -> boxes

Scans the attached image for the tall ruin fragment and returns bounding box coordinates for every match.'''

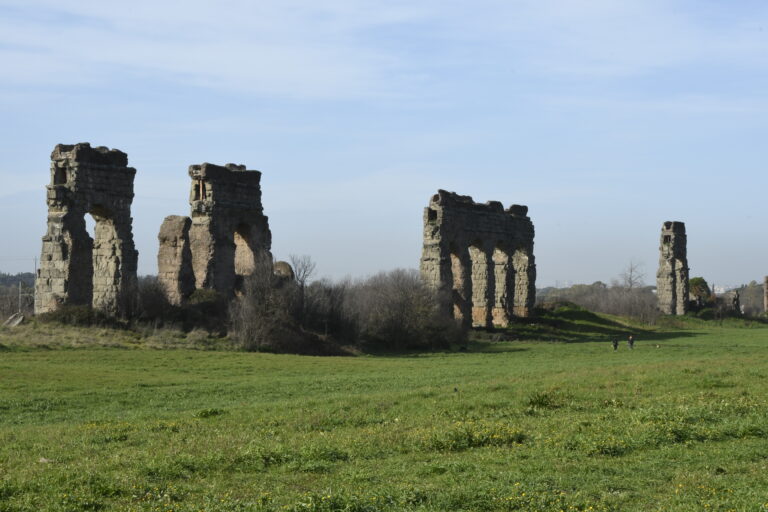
[157,163,272,304]
[764,276,768,314]
[656,221,689,315]
[35,143,138,316]
[420,190,536,328]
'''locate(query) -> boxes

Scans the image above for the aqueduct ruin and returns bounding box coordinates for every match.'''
[157,163,272,304]
[35,144,754,323]
[656,221,689,315]
[420,190,536,328]
[35,143,139,316]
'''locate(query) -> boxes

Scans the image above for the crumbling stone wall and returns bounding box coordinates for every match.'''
[35,143,138,316]
[656,221,689,315]
[420,190,536,328]
[157,163,272,304]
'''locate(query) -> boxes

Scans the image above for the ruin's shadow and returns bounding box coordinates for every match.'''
[470,305,705,344]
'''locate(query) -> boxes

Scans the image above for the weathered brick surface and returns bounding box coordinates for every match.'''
[35,143,138,315]
[656,221,689,315]
[157,163,272,303]
[420,190,536,328]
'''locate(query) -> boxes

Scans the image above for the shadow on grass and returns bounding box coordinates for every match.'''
[469,303,705,345]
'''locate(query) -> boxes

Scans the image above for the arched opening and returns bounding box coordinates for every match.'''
[64,212,95,306]
[512,249,532,317]
[234,223,255,277]
[469,244,492,328]
[492,246,511,326]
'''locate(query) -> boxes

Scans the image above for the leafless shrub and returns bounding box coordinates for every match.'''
[289,254,317,327]
[343,269,465,350]
[228,257,300,351]
[538,262,660,324]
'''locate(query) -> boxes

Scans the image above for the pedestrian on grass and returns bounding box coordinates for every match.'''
[628,335,635,349]
[611,339,619,351]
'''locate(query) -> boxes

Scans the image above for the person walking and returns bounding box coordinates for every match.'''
[611,339,619,351]
[628,335,635,349]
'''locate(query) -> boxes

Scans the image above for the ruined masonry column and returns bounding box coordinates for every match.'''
[157,216,194,305]
[452,247,473,328]
[157,162,273,302]
[420,190,536,328]
[491,248,511,326]
[35,143,138,316]
[656,221,689,315]
[469,245,494,328]
[764,276,768,314]
[512,249,536,318]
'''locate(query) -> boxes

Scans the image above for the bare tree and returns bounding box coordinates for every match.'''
[620,260,645,290]
[289,254,316,327]
[289,254,316,288]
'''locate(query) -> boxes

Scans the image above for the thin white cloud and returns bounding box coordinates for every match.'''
[2,0,767,100]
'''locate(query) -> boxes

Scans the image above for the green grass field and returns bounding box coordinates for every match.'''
[1,311,768,511]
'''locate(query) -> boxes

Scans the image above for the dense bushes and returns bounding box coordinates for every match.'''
[229,266,465,353]
[343,269,464,350]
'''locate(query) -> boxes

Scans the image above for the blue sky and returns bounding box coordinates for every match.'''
[0,0,766,287]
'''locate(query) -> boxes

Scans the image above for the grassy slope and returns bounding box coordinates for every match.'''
[1,314,768,511]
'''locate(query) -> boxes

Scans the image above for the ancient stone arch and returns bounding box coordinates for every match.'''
[656,221,689,315]
[158,163,272,304]
[34,143,138,316]
[420,190,536,328]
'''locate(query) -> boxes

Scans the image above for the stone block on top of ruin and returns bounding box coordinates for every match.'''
[158,215,192,242]
[51,142,130,168]
[507,204,528,217]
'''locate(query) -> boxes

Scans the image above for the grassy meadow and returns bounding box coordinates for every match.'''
[1,309,768,511]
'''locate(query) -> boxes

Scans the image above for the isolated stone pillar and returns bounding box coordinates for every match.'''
[764,276,768,314]
[656,221,689,315]
[35,143,138,316]
[157,216,194,305]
